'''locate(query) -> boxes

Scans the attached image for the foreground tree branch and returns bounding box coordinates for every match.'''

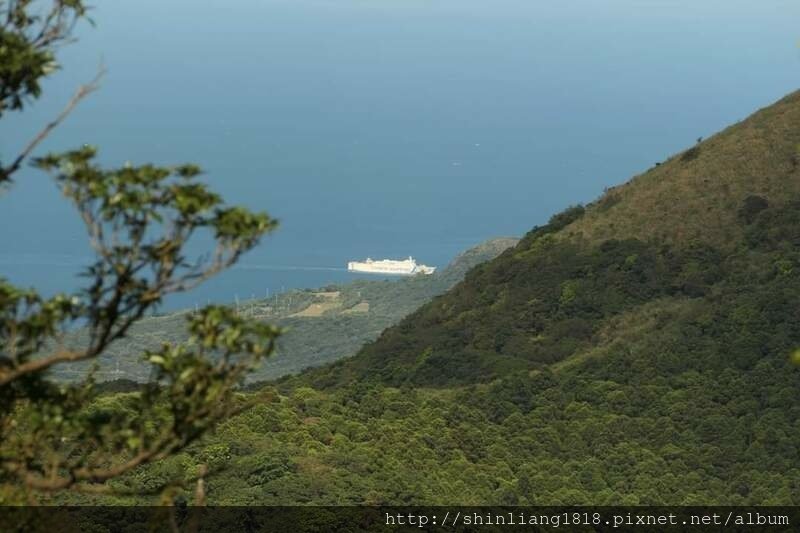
[0,67,104,184]
[0,1,283,504]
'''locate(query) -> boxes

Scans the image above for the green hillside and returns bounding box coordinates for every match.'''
[54,90,800,506]
[51,238,517,383]
[567,89,800,248]
[297,89,800,389]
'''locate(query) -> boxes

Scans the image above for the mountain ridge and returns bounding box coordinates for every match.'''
[66,89,800,506]
[562,89,800,249]
[292,89,800,390]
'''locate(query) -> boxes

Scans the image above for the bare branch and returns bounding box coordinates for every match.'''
[0,67,106,183]
[11,439,178,491]
[0,348,91,386]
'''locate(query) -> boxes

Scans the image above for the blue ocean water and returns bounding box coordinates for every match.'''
[1,0,799,310]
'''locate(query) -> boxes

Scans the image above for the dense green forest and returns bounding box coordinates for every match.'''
[43,90,800,506]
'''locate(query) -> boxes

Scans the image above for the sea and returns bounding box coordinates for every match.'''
[1,0,799,310]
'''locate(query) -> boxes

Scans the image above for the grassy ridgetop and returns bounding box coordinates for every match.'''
[563,90,800,249]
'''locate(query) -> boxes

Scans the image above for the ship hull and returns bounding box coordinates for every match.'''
[347,258,436,276]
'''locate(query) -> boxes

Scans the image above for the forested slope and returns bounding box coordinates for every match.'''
[297,90,800,389]
[56,90,800,506]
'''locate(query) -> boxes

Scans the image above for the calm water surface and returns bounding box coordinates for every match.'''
[1,0,798,309]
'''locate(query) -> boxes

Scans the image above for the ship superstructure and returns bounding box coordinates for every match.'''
[347,256,436,276]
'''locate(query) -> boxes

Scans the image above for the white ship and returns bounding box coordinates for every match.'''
[347,256,436,276]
